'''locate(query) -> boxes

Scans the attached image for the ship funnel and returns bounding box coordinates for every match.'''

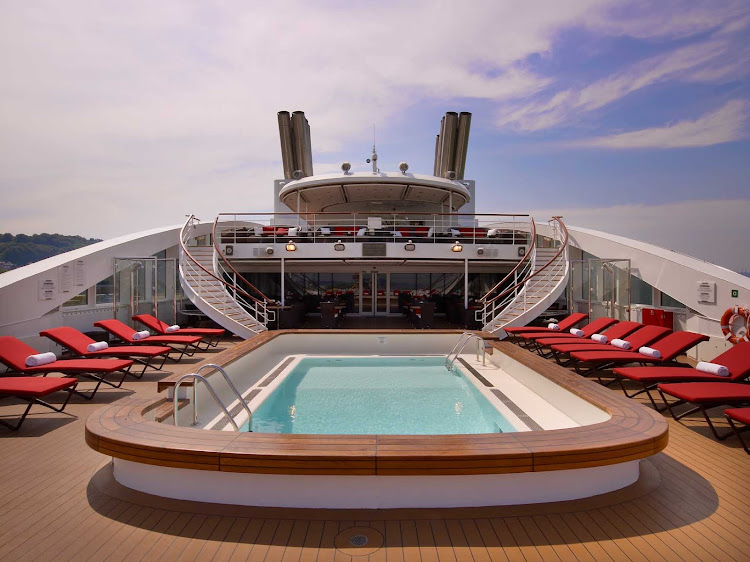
[277,111,294,179]
[278,110,314,179]
[454,112,471,180]
[433,111,471,180]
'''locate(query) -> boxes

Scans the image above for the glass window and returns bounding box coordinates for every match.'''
[96,276,114,304]
[661,292,686,308]
[630,275,652,305]
[62,290,88,307]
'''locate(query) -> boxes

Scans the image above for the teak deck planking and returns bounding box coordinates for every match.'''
[1,333,749,561]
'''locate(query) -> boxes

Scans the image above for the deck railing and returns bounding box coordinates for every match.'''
[214,212,533,246]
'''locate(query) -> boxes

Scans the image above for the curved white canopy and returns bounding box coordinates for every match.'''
[278,172,471,213]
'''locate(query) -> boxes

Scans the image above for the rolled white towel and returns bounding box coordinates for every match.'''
[165,325,181,333]
[132,330,151,341]
[611,339,631,350]
[569,328,585,337]
[591,334,608,344]
[548,323,560,331]
[696,361,730,377]
[357,227,366,236]
[638,346,661,359]
[87,341,109,352]
[25,352,57,367]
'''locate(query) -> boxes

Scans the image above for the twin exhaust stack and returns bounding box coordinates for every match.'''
[278,111,313,180]
[278,110,471,181]
[434,111,471,180]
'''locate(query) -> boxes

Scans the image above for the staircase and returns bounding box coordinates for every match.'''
[179,216,272,339]
[478,218,569,334]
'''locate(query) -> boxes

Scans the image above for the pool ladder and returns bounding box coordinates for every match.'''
[445,332,486,370]
[173,364,252,431]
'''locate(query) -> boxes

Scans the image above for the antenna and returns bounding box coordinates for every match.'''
[366,123,379,173]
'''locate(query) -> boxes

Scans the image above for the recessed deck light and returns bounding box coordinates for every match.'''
[451,241,463,252]
[404,240,415,251]
[334,240,345,251]
[285,241,297,252]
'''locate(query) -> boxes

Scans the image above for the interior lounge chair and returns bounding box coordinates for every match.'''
[613,342,750,410]
[657,382,750,440]
[0,336,132,400]
[0,376,78,430]
[567,331,709,383]
[520,316,620,352]
[504,313,588,343]
[546,324,669,366]
[725,408,750,454]
[132,314,224,349]
[39,326,172,377]
[93,319,202,361]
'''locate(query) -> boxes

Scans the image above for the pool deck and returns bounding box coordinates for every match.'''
[1,334,749,560]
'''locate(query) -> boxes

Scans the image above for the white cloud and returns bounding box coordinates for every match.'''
[0,1,747,239]
[530,199,750,272]
[495,36,750,132]
[567,100,748,148]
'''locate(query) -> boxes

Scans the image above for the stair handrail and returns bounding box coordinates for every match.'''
[480,218,537,303]
[173,373,240,431]
[212,217,272,304]
[179,215,267,307]
[483,217,568,307]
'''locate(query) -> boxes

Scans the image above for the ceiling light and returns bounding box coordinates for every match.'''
[451,241,463,253]
[285,241,297,252]
[404,240,415,251]
[334,240,345,251]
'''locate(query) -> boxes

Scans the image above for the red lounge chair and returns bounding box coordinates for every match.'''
[546,324,669,366]
[521,317,620,353]
[94,319,201,361]
[657,382,750,440]
[132,314,224,349]
[40,326,171,377]
[0,377,78,430]
[725,408,750,454]
[614,342,750,410]
[0,336,132,400]
[504,313,588,342]
[568,331,709,382]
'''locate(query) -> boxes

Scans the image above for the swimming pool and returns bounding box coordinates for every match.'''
[247,356,517,435]
[89,331,669,508]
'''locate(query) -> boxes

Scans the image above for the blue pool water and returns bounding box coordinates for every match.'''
[245,356,516,435]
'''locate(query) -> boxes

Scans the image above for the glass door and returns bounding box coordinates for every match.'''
[360,271,388,315]
[570,259,631,321]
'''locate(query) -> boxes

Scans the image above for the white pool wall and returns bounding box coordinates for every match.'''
[114,458,640,508]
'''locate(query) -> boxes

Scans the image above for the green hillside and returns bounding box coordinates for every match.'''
[0,233,102,271]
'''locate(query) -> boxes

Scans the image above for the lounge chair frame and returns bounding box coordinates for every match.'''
[0,381,78,430]
[657,388,750,440]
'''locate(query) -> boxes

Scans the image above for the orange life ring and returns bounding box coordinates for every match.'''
[720,306,750,344]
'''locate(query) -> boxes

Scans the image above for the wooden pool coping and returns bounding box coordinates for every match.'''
[85,330,668,476]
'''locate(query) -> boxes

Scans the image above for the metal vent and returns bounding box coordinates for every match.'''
[349,535,369,547]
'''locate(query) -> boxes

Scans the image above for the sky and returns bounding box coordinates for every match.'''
[1,0,749,272]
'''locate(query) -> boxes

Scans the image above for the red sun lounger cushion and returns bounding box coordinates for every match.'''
[657,382,750,403]
[0,377,78,398]
[504,313,588,334]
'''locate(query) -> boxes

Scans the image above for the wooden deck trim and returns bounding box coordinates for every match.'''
[87,332,668,475]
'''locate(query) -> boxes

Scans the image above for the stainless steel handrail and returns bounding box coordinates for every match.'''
[445,332,486,370]
[173,373,240,431]
[195,363,252,427]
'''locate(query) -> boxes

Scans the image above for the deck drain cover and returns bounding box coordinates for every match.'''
[334,526,383,556]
